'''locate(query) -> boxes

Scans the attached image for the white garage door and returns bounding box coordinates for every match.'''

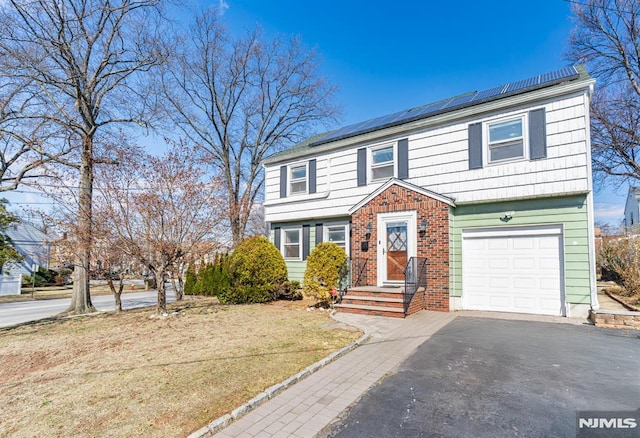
[462,225,565,316]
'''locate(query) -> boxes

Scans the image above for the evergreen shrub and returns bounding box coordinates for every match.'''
[303,242,347,305]
[219,236,288,304]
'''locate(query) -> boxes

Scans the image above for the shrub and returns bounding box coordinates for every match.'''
[218,284,273,304]
[184,263,197,295]
[219,236,287,304]
[185,254,231,296]
[22,267,58,287]
[276,281,303,301]
[303,242,347,305]
[598,236,640,298]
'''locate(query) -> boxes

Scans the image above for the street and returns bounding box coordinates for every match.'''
[0,290,176,327]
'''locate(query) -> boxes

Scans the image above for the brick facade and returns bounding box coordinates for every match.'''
[351,183,450,312]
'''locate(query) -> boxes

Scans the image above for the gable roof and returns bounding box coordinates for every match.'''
[5,221,51,246]
[631,186,640,201]
[348,178,456,214]
[264,65,591,165]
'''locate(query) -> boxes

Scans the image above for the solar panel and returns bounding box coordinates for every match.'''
[539,66,578,83]
[309,66,582,147]
[441,92,477,110]
[469,86,504,102]
[504,76,540,93]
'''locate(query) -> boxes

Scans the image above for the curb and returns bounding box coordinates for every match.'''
[188,312,370,438]
[604,289,640,312]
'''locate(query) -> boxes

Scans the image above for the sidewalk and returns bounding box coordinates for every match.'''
[205,310,456,438]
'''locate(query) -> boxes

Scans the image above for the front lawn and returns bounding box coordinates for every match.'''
[0,296,361,437]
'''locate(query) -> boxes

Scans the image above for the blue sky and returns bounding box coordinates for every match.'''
[8,0,626,225]
[218,0,625,226]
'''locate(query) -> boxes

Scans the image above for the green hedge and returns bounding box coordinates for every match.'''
[219,236,288,304]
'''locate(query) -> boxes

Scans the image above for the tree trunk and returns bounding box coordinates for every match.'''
[67,135,95,314]
[107,274,124,312]
[156,270,166,314]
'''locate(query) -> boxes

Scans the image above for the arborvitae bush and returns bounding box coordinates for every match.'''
[186,254,231,296]
[303,242,347,305]
[184,263,197,295]
[219,236,287,304]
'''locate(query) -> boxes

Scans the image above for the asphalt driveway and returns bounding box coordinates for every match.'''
[322,317,640,438]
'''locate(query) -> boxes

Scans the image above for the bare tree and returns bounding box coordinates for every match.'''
[95,143,224,314]
[0,79,73,191]
[568,0,640,186]
[0,0,169,313]
[162,9,339,246]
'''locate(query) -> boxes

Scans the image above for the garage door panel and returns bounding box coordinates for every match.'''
[540,277,560,290]
[462,227,564,316]
[512,238,534,250]
[513,258,535,269]
[513,277,535,289]
[488,258,509,269]
[488,276,510,288]
[513,296,536,309]
[488,239,509,250]
[488,295,511,308]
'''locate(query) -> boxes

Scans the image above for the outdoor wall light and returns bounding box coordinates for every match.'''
[501,211,515,221]
[365,223,372,239]
[419,219,428,234]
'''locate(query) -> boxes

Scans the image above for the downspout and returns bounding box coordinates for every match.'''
[584,83,599,311]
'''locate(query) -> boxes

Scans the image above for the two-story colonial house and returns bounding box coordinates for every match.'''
[263,66,598,318]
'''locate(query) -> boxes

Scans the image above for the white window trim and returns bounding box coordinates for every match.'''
[281,227,302,261]
[484,114,528,165]
[288,162,308,196]
[369,142,397,183]
[323,222,350,257]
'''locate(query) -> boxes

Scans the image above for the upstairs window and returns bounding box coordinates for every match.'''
[487,116,525,163]
[370,145,395,181]
[289,164,307,195]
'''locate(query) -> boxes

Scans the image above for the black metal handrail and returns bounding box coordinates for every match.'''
[353,257,369,287]
[336,257,351,303]
[403,257,427,313]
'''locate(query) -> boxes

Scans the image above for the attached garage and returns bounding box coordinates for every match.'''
[462,225,565,316]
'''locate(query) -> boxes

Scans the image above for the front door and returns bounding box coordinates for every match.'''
[378,212,416,285]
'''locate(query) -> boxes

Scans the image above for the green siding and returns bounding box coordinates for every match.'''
[450,195,593,305]
[270,218,350,284]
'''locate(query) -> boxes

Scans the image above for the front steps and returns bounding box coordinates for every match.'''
[335,286,406,318]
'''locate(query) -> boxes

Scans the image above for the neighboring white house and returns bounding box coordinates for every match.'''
[263,66,598,319]
[624,186,640,232]
[5,221,52,276]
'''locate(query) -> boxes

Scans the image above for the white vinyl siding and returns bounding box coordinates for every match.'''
[264,89,591,223]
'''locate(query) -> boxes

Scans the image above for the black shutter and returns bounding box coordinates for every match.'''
[357,148,366,186]
[274,227,281,251]
[468,123,483,169]
[308,159,317,194]
[315,223,323,246]
[302,225,310,260]
[529,108,547,160]
[398,138,409,179]
[279,166,287,198]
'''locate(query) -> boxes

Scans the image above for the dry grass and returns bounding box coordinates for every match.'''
[0,284,146,304]
[0,296,361,437]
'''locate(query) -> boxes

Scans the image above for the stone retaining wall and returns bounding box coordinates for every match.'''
[589,309,640,330]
